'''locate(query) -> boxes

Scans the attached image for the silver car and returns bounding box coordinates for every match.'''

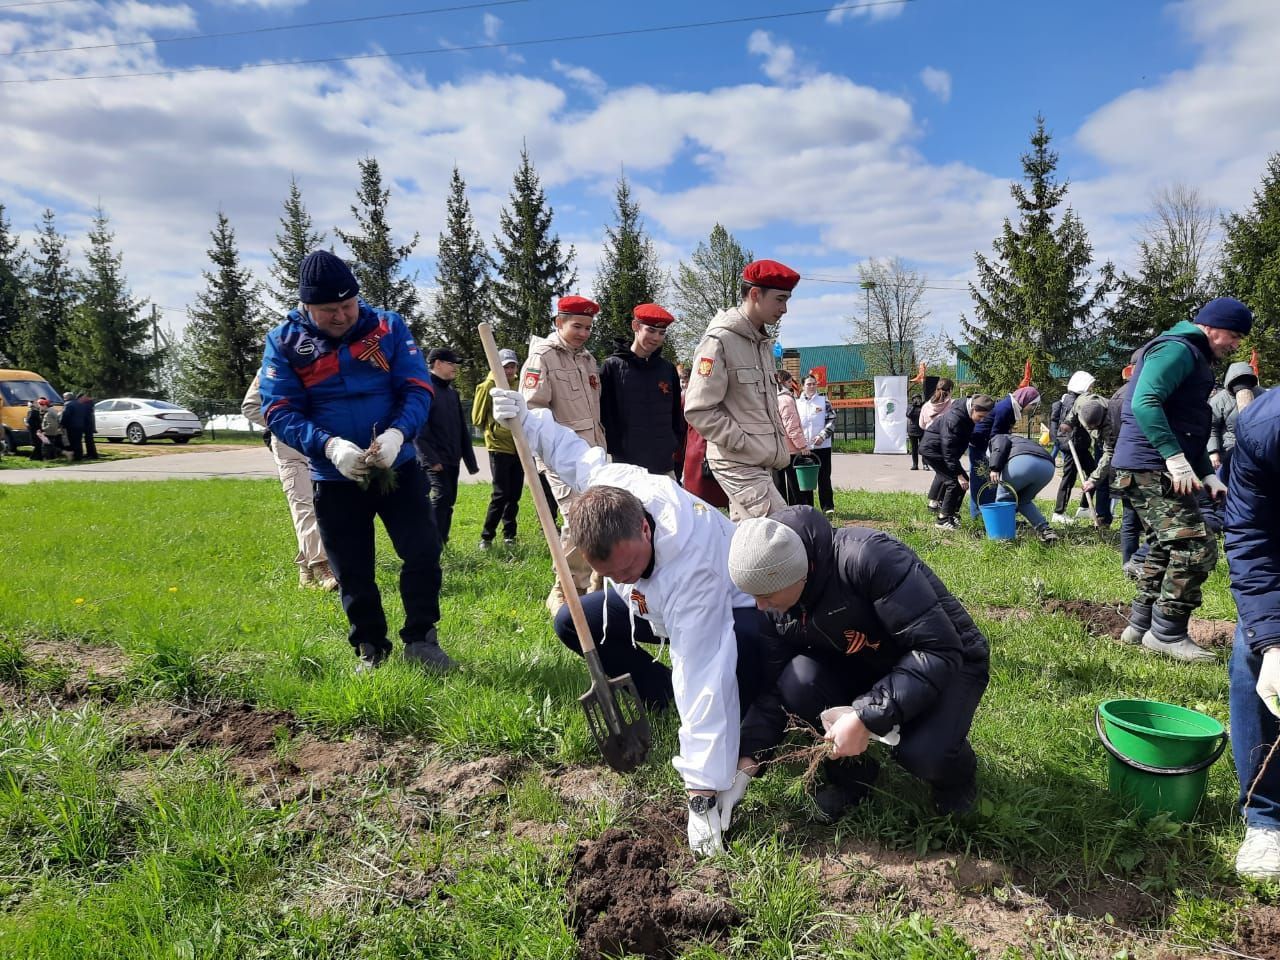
[95,398,204,445]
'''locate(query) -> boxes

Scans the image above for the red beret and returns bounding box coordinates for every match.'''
[557,295,600,317]
[742,259,800,292]
[633,303,675,326]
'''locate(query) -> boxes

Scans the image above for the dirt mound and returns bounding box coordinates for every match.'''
[1236,905,1280,960]
[566,828,740,960]
[1188,618,1236,648]
[1041,599,1131,640]
[124,699,296,755]
[409,754,523,812]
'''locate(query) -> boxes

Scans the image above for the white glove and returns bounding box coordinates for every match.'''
[717,770,752,832]
[1164,453,1200,495]
[1258,648,1280,719]
[1203,473,1227,502]
[687,800,725,856]
[369,428,404,469]
[490,387,527,424]
[326,437,370,481]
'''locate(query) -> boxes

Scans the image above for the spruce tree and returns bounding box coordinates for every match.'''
[61,208,158,396]
[957,116,1114,396]
[15,209,76,386]
[670,224,752,364]
[592,175,667,354]
[1220,152,1280,377]
[490,148,576,351]
[268,176,326,316]
[183,212,265,404]
[0,204,27,366]
[335,156,421,331]
[426,167,492,394]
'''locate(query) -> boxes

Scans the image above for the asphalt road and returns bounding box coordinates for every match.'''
[0,445,936,494]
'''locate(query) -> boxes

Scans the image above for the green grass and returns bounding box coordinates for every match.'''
[0,479,1270,958]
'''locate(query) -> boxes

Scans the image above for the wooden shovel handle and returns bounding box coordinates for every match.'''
[477,323,602,656]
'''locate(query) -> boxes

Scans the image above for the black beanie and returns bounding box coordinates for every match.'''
[298,251,359,305]
[1194,297,1253,334]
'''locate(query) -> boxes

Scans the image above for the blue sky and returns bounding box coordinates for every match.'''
[1,0,1277,354]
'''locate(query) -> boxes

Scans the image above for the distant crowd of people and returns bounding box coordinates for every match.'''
[23,391,97,462]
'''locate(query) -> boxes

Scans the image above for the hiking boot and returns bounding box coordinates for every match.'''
[355,642,388,674]
[1236,826,1280,880]
[478,539,493,552]
[1120,601,1152,646]
[298,565,315,587]
[814,757,879,821]
[404,628,458,673]
[1050,512,1073,525]
[934,515,959,530]
[824,509,836,519]
[1122,558,1144,582]
[1141,608,1214,662]
[310,561,339,592]
[932,776,978,816]
[1035,525,1059,544]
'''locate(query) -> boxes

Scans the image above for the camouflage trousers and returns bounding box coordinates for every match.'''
[1114,469,1218,620]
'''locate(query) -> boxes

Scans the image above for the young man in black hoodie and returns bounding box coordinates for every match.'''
[414,347,479,545]
[918,394,995,529]
[599,303,685,476]
[718,507,990,825]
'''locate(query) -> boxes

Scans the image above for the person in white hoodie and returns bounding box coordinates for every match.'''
[490,386,773,858]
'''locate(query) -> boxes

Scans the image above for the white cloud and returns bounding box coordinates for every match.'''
[826,0,907,25]
[212,0,307,8]
[919,66,951,103]
[747,30,798,83]
[551,59,606,98]
[483,13,502,42]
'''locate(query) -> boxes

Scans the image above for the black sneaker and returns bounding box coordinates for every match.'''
[932,777,977,816]
[814,757,879,821]
[503,537,517,548]
[355,642,389,674]
[934,516,960,530]
[404,629,458,672]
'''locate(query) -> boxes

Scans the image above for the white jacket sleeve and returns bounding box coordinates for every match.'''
[665,564,741,792]
[522,407,642,492]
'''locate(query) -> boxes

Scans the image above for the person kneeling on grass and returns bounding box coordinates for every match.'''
[719,507,990,825]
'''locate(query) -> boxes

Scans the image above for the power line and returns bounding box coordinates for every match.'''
[1,0,914,84]
[2,0,528,59]
[0,0,87,9]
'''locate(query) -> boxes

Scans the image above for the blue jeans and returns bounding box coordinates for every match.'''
[1230,632,1280,828]
[1120,496,1145,563]
[997,454,1055,529]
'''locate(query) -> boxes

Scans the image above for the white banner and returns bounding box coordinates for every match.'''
[873,375,909,454]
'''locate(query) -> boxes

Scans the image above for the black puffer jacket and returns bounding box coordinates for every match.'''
[906,398,924,439]
[599,346,684,475]
[918,400,976,476]
[986,434,1052,473]
[742,508,988,749]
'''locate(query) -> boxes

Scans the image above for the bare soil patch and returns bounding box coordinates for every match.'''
[981,600,1234,650]
[1236,905,1280,960]
[566,827,740,960]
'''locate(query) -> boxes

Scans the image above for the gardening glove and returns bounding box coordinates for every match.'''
[1257,648,1280,719]
[687,798,725,856]
[490,387,528,425]
[1203,473,1227,502]
[1164,452,1200,495]
[368,428,404,470]
[717,770,752,832]
[325,437,370,482]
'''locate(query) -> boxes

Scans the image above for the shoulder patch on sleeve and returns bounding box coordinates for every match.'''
[697,357,715,377]
[523,370,541,389]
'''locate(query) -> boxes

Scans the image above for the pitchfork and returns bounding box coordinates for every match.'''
[477,323,652,773]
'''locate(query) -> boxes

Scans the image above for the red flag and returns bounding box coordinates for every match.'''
[810,366,828,387]
[1250,349,1259,377]
[909,362,926,383]
[1017,358,1033,389]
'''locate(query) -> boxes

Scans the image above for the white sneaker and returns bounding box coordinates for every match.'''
[1236,826,1280,879]
[1050,512,1073,525]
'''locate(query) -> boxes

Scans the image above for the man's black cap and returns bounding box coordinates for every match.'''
[427,347,463,365]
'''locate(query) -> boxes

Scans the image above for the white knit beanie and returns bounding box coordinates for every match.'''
[728,518,809,596]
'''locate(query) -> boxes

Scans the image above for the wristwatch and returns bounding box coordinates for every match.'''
[688,794,714,815]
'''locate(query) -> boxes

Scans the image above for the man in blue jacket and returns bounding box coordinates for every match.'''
[260,250,455,674]
[1113,298,1251,662]
[1225,386,1280,879]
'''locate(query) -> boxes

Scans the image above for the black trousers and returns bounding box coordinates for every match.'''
[427,462,460,545]
[742,650,988,792]
[1053,437,1096,513]
[921,454,963,516]
[482,451,523,542]
[83,432,97,458]
[65,427,84,460]
[553,589,771,713]
[314,460,443,655]
[907,436,921,468]
[791,447,835,512]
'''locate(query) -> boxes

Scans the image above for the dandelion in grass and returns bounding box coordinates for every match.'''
[168,586,178,593]
[74,597,85,605]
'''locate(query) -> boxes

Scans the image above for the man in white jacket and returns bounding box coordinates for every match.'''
[491,387,769,857]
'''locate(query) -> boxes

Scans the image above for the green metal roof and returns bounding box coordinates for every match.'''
[792,342,913,383]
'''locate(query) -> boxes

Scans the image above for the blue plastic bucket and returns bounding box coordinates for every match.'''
[977,481,1017,541]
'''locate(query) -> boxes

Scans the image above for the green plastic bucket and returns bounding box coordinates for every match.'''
[794,455,819,492]
[1095,699,1227,821]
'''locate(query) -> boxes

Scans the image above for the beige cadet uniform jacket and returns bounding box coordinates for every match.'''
[683,307,789,471]
[519,330,605,452]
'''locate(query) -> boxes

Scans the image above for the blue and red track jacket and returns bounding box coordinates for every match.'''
[259,302,433,482]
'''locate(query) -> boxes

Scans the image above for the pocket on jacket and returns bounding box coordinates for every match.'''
[552,370,582,393]
[566,417,596,435]
[739,418,777,435]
